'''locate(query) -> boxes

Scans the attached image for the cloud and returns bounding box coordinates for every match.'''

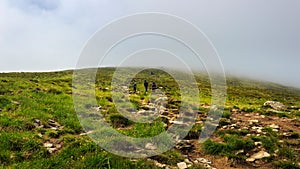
[7,0,60,13]
[0,0,299,87]
[0,0,123,71]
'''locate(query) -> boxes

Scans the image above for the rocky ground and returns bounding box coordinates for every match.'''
[34,86,300,169]
[123,90,300,169]
[1,69,300,169]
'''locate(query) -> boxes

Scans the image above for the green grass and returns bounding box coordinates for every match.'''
[0,67,300,168]
[203,134,255,156]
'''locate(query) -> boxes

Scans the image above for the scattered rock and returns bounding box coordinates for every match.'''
[92,106,102,111]
[264,101,287,110]
[103,87,109,91]
[222,126,228,129]
[246,151,271,162]
[170,120,184,125]
[55,144,62,149]
[155,97,167,104]
[43,140,63,154]
[154,161,166,168]
[269,124,280,129]
[231,108,239,113]
[196,158,212,164]
[184,159,192,164]
[51,127,58,130]
[11,101,20,105]
[176,140,195,153]
[34,119,41,124]
[248,120,259,124]
[33,119,44,128]
[80,130,94,136]
[254,142,262,146]
[47,148,57,154]
[37,133,43,138]
[282,132,293,137]
[251,126,263,134]
[235,149,245,155]
[288,106,299,110]
[177,162,187,169]
[145,143,157,150]
[48,119,60,127]
[43,143,53,148]
[242,126,249,130]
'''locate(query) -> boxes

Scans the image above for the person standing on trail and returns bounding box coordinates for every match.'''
[144,80,148,92]
[133,82,137,93]
[151,82,157,91]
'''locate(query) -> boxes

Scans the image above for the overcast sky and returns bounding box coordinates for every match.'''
[0,0,299,87]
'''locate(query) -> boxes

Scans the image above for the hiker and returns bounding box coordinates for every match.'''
[133,82,137,93]
[144,80,148,92]
[151,82,157,91]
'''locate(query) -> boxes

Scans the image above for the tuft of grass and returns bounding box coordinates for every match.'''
[186,124,202,139]
[109,114,133,128]
[222,110,232,119]
[273,161,300,169]
[203,134,254,156]
[121,121,166,138]
[151,150,184,166]
[290,132,300,139]
[217,129,249,137]
[202,139,226,155]
[278,146,298,161]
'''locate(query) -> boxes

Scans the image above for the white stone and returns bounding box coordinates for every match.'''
[222,126,227,129]
[170,121,184,125]
[145,143,157,150]
[264,101,287,110]
[80,130,94,136]
[246,158,255,162]
[246,151,271,162]
[254,142,262,146]
[196,158,211,164]
[51,127,58,130]
[47,148,57,154]
[184,159,192,164]
[43,143,53,148]
[269,124,280,129]
[242,127,249,130]
[154,161,166,168]
[248,120,259,124]
[204,164,211,168]
[177,162,187,169]
[236,149,244,155]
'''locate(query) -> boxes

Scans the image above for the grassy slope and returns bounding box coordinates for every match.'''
[0,68,299,168]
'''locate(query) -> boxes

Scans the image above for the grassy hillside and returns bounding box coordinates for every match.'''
[0,68,299,169]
